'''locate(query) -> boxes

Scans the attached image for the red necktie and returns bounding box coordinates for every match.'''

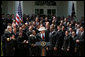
[42,34,44,40]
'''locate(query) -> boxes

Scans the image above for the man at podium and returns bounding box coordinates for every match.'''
[36,26,49,56]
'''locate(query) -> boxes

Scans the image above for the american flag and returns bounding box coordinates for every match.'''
[16,1,23,25]
[71,3,75,17]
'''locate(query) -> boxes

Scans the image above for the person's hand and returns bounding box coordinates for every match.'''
[46,47,48,51]
[67,48,69,51]
[11,35,15,40]
[76,39,80,43]
[26,41,28,44]
[23,40,26,43]
[61,48,64,50]
[7,38,10,41]
[33,44,36,47]
[31,44,35,47]
[54,47,57,51]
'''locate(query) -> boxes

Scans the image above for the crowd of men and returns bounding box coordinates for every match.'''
[1,14,84,56]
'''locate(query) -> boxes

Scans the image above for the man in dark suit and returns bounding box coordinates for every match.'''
[48,25,56,56]
[3,26,14,56]
[22,29,29,56]
[61,31,71,56]
[37,26,49,56]
[12,28,18,39]
[54,25,63,56]
[70,31,79,56]
[76,27,84,56]
[45,22,50,34]
[9,34,16,56]
[29,30,39,56]
[43,16,49,26]
[16,31,28,56]
[37,26,49,42]
[26,26,33,37]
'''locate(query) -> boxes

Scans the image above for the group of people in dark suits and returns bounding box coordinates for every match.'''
[1,14,84,56]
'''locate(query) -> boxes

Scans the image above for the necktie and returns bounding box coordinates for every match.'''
[42,34,44,40]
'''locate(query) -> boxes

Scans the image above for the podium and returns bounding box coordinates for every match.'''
[35,41,51,56]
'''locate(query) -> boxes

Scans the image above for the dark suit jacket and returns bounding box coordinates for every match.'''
[26,30,32,38]
[55,30,64,48]
[29,35,37,45]
[79,32,84,44]
[16,36,25,48]
[62,35,71,51]
[70,35,79,51]
[49,30,56,50]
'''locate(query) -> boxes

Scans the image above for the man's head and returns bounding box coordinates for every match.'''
[25,22,28,26]
[45,22,50,29]
[64,18,67,22]
[38,27,46,34]
[80,26,84,32]
[52,20,55,24]
[77,24,80,29]
[65,31,69,36]
[7,26,12,32]
[53,16,56,20]
[22,24,26,29]
[13,28,17,33]
[69,27,72,32]
[72,31,76,36]
[67,22,70,26]
[62,26,65,31]
[60,20,63,24]
[12,23,16,28]
[19,31,23,36]
[29,25,33,31]
[33,21,36,26]
[32,30,36,35]
[75,23,77,27]
[40,16,43,20]
[57,25,61,30]
[50,25,54,32]
[35,17,39,22]
[12,14,15,18]
[45,17,48,21]
[69,24,72,28]
[51,24,55,29]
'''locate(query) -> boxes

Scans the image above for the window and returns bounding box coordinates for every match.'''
[52,9,56,15]
[47,9,56,15]
[35,9,44,15]
[47,9,51,15]
[40,9,43,14]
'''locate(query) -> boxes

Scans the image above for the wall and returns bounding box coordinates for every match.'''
[76,1,84,21]
[23,1,68,17]
[1,1,84,20]
[7,1,15,14]
[57,1,68,17]
[23,1,35,16]
[1,1,8,14]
